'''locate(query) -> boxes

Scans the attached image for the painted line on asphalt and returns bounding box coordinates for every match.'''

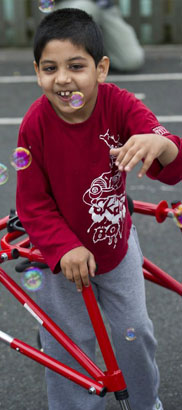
[0,75,36,83]
[0,118,23,124]
[157,115,182,122]
[135,93,145,100]
[1,115,182,125]
[108,73,182,82]
[129,184,181,193]
[1,72,182,83]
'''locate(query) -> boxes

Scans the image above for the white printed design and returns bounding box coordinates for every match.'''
[83,130,126,248]
[99,129,122,169]
[99,129,121,148]
[152,126,169,136]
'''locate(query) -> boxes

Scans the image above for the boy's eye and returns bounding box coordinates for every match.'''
[70,64,84,70]
[43,66,56,72]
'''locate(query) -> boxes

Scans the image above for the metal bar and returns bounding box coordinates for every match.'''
[152,0,165,43]
[82,285,119,372]
[118,399,132,410]
[13,0,28,46]
[82,285,127,392]
[0,330,13,345]
[0,1,7,46]
[0,268,105,380]
[143,268,180,292]
[129,0,141,39]
[143,257,182,295]
[0,216,9,231]
[10,338,106,396]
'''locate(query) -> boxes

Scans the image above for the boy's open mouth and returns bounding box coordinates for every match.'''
[56,91,85,109]
[56,91,72,102]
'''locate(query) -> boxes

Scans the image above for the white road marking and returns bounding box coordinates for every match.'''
[2,114,182,125]
[107,73,182,82]
[129,184,181,193]
[1,72,182,124]
[0,72,182,83]
[157,115,182,122]
[0,76,36,83]
[0,118,23,125]
[135,93,145,100]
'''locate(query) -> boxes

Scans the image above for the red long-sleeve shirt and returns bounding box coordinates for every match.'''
[16,83,182,274]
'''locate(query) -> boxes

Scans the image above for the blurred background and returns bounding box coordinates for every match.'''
[1,0,182,47]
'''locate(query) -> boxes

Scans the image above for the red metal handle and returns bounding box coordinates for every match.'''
[133,200,172,222]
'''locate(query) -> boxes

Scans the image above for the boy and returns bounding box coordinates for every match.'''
[16,8,182,410]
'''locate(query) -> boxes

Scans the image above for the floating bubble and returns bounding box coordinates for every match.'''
[125,328,136,341]
[10,147,32,171]
[69,92,85,109]
[0,163,8,185]
[173,204,182,228]
[21,267,44,292]
[38,0,55,13]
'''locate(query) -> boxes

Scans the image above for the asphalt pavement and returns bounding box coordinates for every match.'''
[0,45,182,410]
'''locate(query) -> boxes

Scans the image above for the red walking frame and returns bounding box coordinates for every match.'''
[0,199,182,410]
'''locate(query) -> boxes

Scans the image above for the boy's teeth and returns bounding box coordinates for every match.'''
[60,91,71,96]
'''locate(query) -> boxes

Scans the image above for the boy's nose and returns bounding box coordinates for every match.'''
[55,69,71,84]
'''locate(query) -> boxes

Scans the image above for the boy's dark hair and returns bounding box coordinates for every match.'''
[34,8,104,67]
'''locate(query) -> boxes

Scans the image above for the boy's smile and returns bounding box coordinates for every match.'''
[34,39,109,123]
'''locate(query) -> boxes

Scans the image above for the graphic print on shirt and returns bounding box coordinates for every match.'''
[99,129,120,147]
[152,126,170,136]
[83,129,126,248]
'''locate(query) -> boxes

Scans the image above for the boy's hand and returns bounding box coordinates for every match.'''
[110,134,178,178]
[60,246,96,292]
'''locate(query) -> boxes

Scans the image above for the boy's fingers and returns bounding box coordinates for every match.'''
[110,147,121,156]
[62,267,74,282]
[87,254,96,277]
[73,267,84,292]
[60,248,96,291]
[118,148,139,170]
[111,145,136,168]
[137,155,154,177]
[79,261,90,288]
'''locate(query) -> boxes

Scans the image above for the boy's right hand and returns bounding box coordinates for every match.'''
[60,246,96,292]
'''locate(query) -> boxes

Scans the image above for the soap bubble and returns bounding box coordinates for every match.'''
[125,328,136,341]
[69,92,85,109]
[0,163,8,185]
[10,147,32,171]
[38,0,55,13]
[21,267,44,292]
[173,204,182,228]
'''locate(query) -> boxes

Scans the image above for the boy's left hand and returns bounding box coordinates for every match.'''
[110,134,178,178]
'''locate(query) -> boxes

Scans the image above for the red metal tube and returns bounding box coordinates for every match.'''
[133,200,172,222]
[11,338,106,396]
[133,200,158,216]
[143,268,175,290]
[1,232,44,262]
[0,216,9,230]
[0,268,105,380]
[143,257,182,295]
[82,285,127,392]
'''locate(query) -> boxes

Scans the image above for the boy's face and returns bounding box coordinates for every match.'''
[34,39,109,123]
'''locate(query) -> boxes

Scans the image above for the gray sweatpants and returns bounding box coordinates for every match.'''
[36,226,160,410]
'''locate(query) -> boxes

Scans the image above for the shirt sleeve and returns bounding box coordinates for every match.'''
[146,134,182,184]
[120,91,182,185]
[16,123,83,273]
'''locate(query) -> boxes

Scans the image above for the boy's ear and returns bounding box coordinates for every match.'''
[33,61,41,87]
[97,56,110,83]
